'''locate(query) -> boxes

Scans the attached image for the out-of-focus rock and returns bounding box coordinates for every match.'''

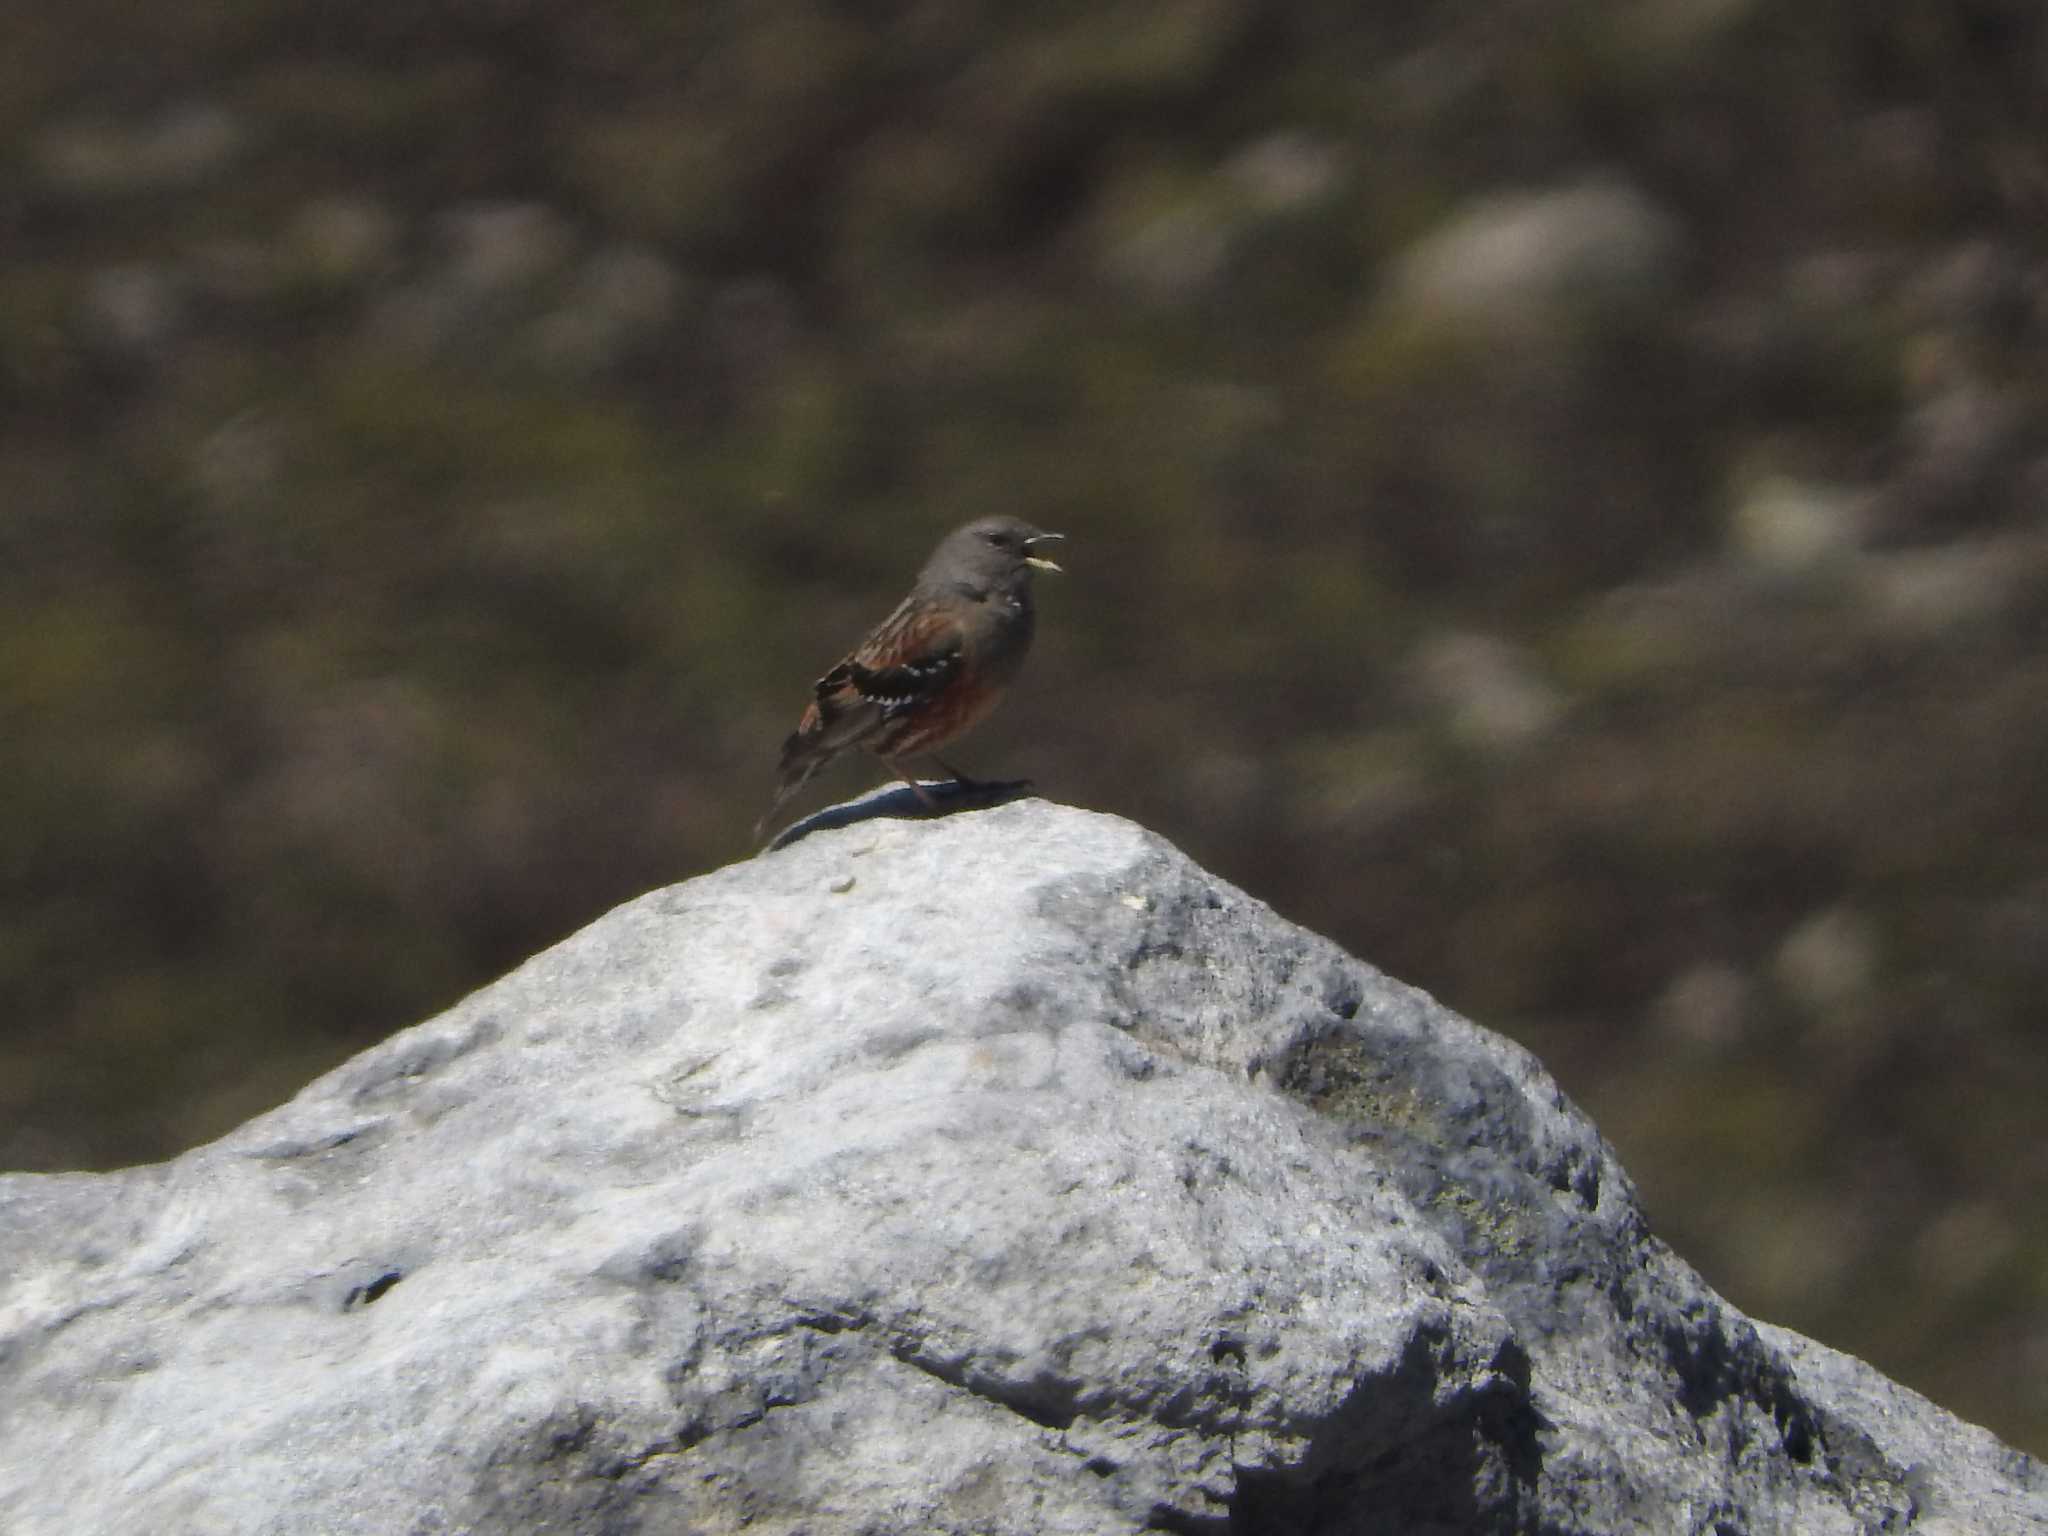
[1856,535,2041,639]
[530,244,686,376]
[1412,630,1567,754]
[282,196,404,293]
[1729,473,1867,579]
[78,264,184,360]
[1650,961,1755,1052]
[440,201,578,300]
[1094,164,1235,305]
[1222,130,1345,215]
[1383,180,1681,334]
[1774,906,1879,1023]
[368,201,580,357]
[31,102,242,197]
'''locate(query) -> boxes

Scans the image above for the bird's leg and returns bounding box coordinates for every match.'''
[926,756,1034,801]
[924,755,982,792]
[887,759,941,808]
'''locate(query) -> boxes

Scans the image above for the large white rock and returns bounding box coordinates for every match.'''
[1,799,2041,1533]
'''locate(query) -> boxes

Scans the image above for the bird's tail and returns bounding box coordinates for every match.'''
[752,722,831,846]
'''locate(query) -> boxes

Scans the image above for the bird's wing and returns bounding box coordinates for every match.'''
[822,599,965,718]
[763,594,970,834]
[779,597,964,772]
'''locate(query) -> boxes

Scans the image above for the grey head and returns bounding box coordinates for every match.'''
[917,516,1065,597]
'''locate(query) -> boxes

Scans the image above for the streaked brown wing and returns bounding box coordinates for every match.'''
[831,598,964,716]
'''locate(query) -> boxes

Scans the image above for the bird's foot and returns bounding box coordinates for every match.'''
[892,761,1032,809]
[933,773,1033,803]
[923,757,1029,798]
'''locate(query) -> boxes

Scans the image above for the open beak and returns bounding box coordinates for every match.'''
[1023,531,1066,573]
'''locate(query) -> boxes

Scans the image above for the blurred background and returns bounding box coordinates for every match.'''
[4,0,2045,1456]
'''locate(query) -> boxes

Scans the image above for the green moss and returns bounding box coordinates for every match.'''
[1006,0,1249,107]
[1279,1032,1444,1142]
[564,109,752,248]
[242,58,505,157]
[0,268,85,400]
[1326,299,1501,419]
[313,357,661,495]
[1431,1186,1533,1261]
[1549,603,1700,699]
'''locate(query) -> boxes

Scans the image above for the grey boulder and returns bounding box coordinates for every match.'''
[1,799,2042,1534]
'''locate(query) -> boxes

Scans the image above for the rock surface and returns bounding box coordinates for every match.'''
[1,799,2041,1534]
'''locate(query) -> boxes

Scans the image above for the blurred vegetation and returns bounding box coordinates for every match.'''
[4,0,2046,1456]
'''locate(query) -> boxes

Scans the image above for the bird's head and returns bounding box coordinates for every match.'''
[925,516,1066,589]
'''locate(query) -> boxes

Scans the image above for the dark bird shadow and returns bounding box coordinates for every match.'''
[761,778,1037,854]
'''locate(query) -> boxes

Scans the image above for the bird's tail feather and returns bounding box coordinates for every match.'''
[755,685,892,845]
[753,728,830,845]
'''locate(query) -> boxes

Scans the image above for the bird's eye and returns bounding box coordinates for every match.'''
[985,530,1009,547]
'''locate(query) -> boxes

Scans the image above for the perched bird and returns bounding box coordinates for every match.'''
[755,516,1065,842]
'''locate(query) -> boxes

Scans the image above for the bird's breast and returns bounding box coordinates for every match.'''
[970,591,1035,681]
